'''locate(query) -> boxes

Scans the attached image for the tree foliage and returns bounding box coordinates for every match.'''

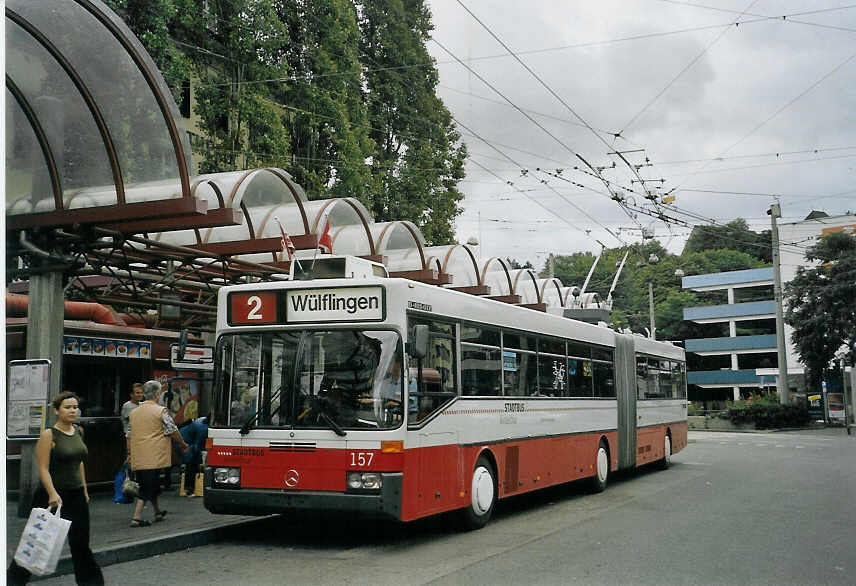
[785,231,856,388]
[358,0,467,244]
[108,0,466,241]
[683,218,771,263]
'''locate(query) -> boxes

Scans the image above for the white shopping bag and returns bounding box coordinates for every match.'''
[14,505,72,576]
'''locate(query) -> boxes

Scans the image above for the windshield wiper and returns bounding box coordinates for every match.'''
[239,386,284,436]
[309,395,346,437]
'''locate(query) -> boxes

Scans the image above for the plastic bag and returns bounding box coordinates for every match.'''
[14,505,72,576]
[114,464,133,504]
[122,471,139,499]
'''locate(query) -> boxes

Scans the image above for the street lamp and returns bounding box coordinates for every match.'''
[638,253,659,339]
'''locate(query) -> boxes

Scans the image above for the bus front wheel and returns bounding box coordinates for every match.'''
[460,456,496,530]
[590,441,609,493]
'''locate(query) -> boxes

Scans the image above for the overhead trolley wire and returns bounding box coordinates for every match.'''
[620,0,760,135]
[456,116,626,245]
[671,46,856,192]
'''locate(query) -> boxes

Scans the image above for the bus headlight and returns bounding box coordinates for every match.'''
[346,472,382,491]
[213,467,241,488]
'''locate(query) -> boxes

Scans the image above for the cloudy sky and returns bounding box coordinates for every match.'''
[425,0,856,268]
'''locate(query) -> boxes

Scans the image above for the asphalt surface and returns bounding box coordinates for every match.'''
[25,427,856,586]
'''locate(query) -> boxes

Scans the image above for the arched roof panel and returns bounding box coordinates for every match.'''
[326,224,375,257]
[385,248,425,273]
[372,221,426,271]
[539,278,565,308]
[5,18,116,211]
[424,245,480,287]
[480,257,512,296]
[5,87,58,214]
[6,0,194,219]
[509,268,540,304]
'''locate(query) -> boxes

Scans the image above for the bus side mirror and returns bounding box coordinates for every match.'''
[407,325,430,360]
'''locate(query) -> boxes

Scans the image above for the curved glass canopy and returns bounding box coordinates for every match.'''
[6,0,195,220]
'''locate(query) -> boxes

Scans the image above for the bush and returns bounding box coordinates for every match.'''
[723,393,810,429]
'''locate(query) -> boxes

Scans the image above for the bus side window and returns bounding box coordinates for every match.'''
[407,317,457,425]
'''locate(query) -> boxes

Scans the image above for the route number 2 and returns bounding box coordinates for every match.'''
[350,452,374,467]
[247,295,263,320]
[228,291,278,325]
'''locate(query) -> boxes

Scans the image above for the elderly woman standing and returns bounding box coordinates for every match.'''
[7,392,104,585]
[128,380,188,527]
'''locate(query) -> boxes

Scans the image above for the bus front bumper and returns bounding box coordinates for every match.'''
[203,470,403,521]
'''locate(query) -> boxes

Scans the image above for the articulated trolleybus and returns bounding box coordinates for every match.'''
[205,256,687,528]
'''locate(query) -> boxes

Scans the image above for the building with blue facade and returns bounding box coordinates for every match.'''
[682,267,779,402]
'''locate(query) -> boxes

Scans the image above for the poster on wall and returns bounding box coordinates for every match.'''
[64,336,151,359]
[153,369,200,425]
[7,359,51,438]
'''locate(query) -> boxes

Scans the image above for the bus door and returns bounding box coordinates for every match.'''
[415,430,457,515]
[614,334,637,470]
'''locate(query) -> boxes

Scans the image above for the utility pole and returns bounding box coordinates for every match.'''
[768,203,790,404]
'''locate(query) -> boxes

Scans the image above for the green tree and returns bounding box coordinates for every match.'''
[506,258,534,270]
[276,0,374,198]
[358,0,467,244]
[104,0,193,102]
[191,0,292,172]
[683,218,771,263]
[785,231,856,389]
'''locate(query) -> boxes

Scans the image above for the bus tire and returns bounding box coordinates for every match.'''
[657,433,672,470]
[460,455,496,530]
[590,440,609,493]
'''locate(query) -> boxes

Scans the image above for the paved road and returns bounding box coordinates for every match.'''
[39,429,856,586]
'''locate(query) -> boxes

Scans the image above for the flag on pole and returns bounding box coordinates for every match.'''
[318,218,333,254]
[274,216,295,262]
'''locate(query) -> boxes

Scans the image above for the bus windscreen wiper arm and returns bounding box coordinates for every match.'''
[239,387,284,435]
[309,395,347,437]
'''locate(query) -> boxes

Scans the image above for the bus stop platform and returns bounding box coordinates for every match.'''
[6,489,271,580]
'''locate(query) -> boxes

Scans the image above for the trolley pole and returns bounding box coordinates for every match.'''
[648,281,656,340]
[768,203,790,404]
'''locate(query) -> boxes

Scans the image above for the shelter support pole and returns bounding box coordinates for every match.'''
[18,270,65,517]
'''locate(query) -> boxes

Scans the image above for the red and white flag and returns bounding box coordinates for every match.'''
[274,217,295,261]
[318,218,333,254]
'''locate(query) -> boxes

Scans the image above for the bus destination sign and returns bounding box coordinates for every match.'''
[286,286,384,323]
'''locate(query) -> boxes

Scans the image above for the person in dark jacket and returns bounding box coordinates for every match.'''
[179,415,208,497]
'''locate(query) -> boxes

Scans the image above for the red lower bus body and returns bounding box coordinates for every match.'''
[205,421,686,522]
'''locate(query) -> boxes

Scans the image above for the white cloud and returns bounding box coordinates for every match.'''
[426,0,856,270]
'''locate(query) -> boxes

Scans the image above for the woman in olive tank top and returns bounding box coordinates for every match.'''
[7,392,104,585]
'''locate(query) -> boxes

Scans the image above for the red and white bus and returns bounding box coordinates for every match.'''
[204,259,687,528]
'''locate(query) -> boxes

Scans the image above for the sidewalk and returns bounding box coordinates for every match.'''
[7,487,270,580]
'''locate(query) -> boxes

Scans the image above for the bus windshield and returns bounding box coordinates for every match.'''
[213,330,403,431]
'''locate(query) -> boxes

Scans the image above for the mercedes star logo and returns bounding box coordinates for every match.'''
[285,469,299,488]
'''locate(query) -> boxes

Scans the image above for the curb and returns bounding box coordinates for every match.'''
[33,516,274,581]
[688,426,834,434]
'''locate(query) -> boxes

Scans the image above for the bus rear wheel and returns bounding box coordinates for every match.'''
[460,455,496,530]
[590,441,609,493]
